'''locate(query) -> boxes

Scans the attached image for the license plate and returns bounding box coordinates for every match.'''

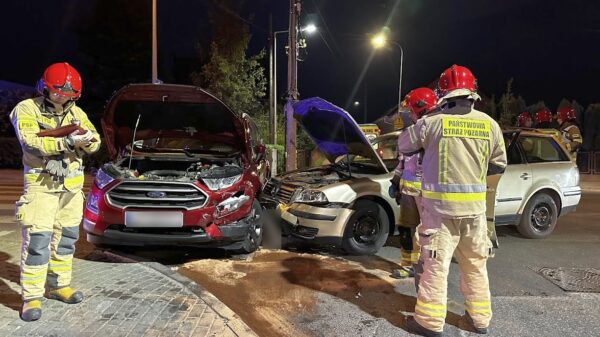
[125,211,183,228]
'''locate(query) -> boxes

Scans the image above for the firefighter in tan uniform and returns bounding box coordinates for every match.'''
[398,65,507,337]
[10,63,101,321]
[557,106,583,156]
[389,88,437,280]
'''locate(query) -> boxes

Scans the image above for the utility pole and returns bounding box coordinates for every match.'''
[285,0,300,172]
[151,0,158,84]
[268,14,275,145]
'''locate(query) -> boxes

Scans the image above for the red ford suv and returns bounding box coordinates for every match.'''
[83,84,269,253]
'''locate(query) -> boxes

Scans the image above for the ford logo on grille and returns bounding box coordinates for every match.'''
[147,191,167,198]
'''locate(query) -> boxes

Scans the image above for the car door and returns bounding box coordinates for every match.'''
[493,132,533,225]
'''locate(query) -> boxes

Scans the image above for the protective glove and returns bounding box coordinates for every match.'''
[388,183,399,199]
[45,159,69,180]
[67,130,93,148]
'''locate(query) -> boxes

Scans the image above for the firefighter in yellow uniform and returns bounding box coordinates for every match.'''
[390,88,437,281]
[557,106,583,157]
[10,63,101,321]
[398,65,507,337]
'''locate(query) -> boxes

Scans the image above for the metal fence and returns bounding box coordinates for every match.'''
[576,152,600,174]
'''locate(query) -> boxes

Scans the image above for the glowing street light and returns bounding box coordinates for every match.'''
[371,33,387,49]
[353,101,360,106]
[372,29,404,113]
[302,23,317,34]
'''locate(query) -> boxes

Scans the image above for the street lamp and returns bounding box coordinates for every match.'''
[270,24,317,147]
[372,31,404,113]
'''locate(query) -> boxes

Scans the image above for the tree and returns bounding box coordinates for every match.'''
[191,0,267,118]
[498,79,526,127]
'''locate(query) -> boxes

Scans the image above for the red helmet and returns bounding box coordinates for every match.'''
[534,108,553,124]
[517,112,532,127]
[437,64,479,101]
[404,87,437,117]
[557,106,576,122]
[37,62,82,99]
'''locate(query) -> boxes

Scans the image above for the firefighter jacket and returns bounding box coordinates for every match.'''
[10,97,101,192]
[559,122,582,153]
[397,101,507,217]
[394,150,423,197]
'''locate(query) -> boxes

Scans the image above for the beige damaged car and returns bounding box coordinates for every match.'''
[260,98,399,255]
[261,98,582,255]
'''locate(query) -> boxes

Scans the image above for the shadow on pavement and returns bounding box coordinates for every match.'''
[0,252,21,311]
[280,256,462,331]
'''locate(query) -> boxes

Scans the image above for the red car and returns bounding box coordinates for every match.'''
[83,84,269,253]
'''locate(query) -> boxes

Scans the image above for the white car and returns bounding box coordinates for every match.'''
[374,128,582,239]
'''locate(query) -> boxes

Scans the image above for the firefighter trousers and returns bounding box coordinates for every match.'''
[414,209,493,332]
[16,188,84,301]
[398,195,422,267]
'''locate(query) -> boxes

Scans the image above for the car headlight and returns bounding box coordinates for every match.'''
[217,194,250,215]
[202,174,242,191]
[86,192,100,214]
[292,189,329,204]
[94,168,115,190]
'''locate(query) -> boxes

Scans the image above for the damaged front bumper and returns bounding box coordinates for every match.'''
[275,202,354,245]
[84,211,259,248]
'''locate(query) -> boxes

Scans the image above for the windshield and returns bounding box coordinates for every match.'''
[370,135,399,171]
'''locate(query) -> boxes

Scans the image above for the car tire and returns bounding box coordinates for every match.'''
[341,200,389,255]
[233,199,264,254]
[517,193,558,239]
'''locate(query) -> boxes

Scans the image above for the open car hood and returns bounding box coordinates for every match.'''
[293,97,387,172]
[101,84,245,159]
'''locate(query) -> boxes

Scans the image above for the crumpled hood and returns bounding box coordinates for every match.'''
[278,167,343,188]
[293,97,387,172]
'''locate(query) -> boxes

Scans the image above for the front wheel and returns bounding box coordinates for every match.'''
[517,193,558,239]
[233,200,264,254]
[341,200,389,255]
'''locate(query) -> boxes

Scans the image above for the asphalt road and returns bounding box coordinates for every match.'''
[107,193,600,337]
[1,169,598,337]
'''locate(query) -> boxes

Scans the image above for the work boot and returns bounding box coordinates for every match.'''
[391,266,415,279]
[405,316,443,337]
[47,287,83,304]
[459,312,489,334]
[20,299,42,322]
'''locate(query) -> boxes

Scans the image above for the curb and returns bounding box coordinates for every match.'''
[96,249,257,337]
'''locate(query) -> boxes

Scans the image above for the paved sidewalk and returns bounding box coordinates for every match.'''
[0,171,256,337]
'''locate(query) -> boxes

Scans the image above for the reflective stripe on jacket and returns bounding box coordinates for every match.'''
[397,102,507,216]
[10,97,101,192]
[560,122,582,153]
[394,151,422,197]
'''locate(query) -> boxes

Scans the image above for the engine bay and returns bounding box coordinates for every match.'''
[102,156,243,182]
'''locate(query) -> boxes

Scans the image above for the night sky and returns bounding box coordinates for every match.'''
[1,0,599,122]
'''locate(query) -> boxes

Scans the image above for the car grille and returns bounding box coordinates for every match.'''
[106,181,208,210]
[263,180,298,204]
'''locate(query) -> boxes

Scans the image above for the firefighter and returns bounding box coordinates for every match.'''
[10,62,101,321]
[516,111,532,128]
[533,108,553,128]
[397,65,507,336]
[389,87,437,280]
[556,106,583,154]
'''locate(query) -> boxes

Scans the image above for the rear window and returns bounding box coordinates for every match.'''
[518,136,570,163]
[114,101,237,135]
